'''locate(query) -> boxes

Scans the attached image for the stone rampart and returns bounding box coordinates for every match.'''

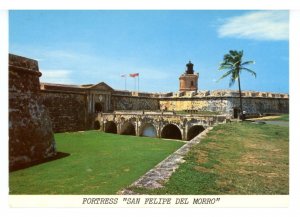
[9,54,56,170]
[40,90,89,132]
[112,95,159,111]
[159,95,289,115]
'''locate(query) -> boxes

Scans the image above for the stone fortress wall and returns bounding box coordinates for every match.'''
[10,54,289,136]
[40,90,89,132]
[40,83,289,134]
[39,79,288,133]
[159,89,289,115]
[111,94,160,111]
[9,54,56,170]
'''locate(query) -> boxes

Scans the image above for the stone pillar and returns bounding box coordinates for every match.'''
[9,54,56,170]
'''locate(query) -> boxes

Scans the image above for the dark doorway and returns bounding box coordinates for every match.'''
[95,102,103,113]
[233,108,239,119]
[140,123,157,138]
[120,122,136,136]
[94,121,100,130]
[187,125,205,141]
[161,124,182,140]
[104,121,117,134]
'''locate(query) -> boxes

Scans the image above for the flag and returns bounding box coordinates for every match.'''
[129,73,139,77]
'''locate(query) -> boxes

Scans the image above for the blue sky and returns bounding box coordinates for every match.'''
[9,10,289,93]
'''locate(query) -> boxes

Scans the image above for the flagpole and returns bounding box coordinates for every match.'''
[138,74,139,93]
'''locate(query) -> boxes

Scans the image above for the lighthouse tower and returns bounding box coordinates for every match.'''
[179,61,199,92]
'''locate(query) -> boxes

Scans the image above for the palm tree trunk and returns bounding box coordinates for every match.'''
[237,74,244,120]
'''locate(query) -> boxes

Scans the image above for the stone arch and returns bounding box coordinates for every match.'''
[187,125,205,141]
[104,121,117,134]
[161,124,182,140]
[139,123,157,138]
[94,120,100,130]
[120,122,136,136]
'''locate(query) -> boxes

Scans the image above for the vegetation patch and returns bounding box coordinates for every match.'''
[248,114,289,121]
[266,114,289,121]
[131,122,289,195]
[9,131,183,194]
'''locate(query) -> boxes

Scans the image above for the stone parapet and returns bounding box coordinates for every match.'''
[160,90,288,99]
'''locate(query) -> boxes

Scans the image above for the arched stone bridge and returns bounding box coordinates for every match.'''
[95,111,229,141]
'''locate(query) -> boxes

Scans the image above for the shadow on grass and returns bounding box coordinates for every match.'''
[9,152,70,172]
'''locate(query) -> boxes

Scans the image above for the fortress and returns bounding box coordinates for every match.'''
[9,54,289,169]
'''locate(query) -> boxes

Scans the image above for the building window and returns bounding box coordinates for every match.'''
[191,81,194,87]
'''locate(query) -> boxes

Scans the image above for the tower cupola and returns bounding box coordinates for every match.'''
[179,61,199,92]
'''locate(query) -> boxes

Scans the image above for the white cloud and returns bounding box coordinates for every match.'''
[218,11,289,41]
[40,69,73,84]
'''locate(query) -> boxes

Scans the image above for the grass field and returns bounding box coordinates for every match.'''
[9,131,183,194]
[131,122,289,195]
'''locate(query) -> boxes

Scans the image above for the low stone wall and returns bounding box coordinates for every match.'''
[9,54,56,170]
[41,90,89,133]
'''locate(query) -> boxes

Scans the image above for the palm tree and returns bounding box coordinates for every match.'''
[218,50,256,120]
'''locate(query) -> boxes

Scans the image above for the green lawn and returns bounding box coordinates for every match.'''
[131,122,289,195]
[9,131,183,194]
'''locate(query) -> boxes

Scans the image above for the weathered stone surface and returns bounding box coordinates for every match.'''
[41,91,89,132]
[98,112,227,140]
[159,96,289,115]
[111,95,159,111]
[9,54,56,170]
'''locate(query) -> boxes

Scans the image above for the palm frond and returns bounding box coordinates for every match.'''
[241,61,255,66]
[241,67,256,77]
[218,50,255,89]
[217,69,235,82]
[231,70,240,80]
[239,50,244,57]
[229,50,238,57]
[218,63,233,70]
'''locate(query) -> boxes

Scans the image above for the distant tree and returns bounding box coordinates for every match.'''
[218,50,256,120]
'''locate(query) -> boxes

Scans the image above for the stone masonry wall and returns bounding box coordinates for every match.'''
[159,98,228,113]
[159,97,289,116]
[112,95,160,111]
[41,90,89,133]
[227,97,289,115]
[9,54,56,170]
